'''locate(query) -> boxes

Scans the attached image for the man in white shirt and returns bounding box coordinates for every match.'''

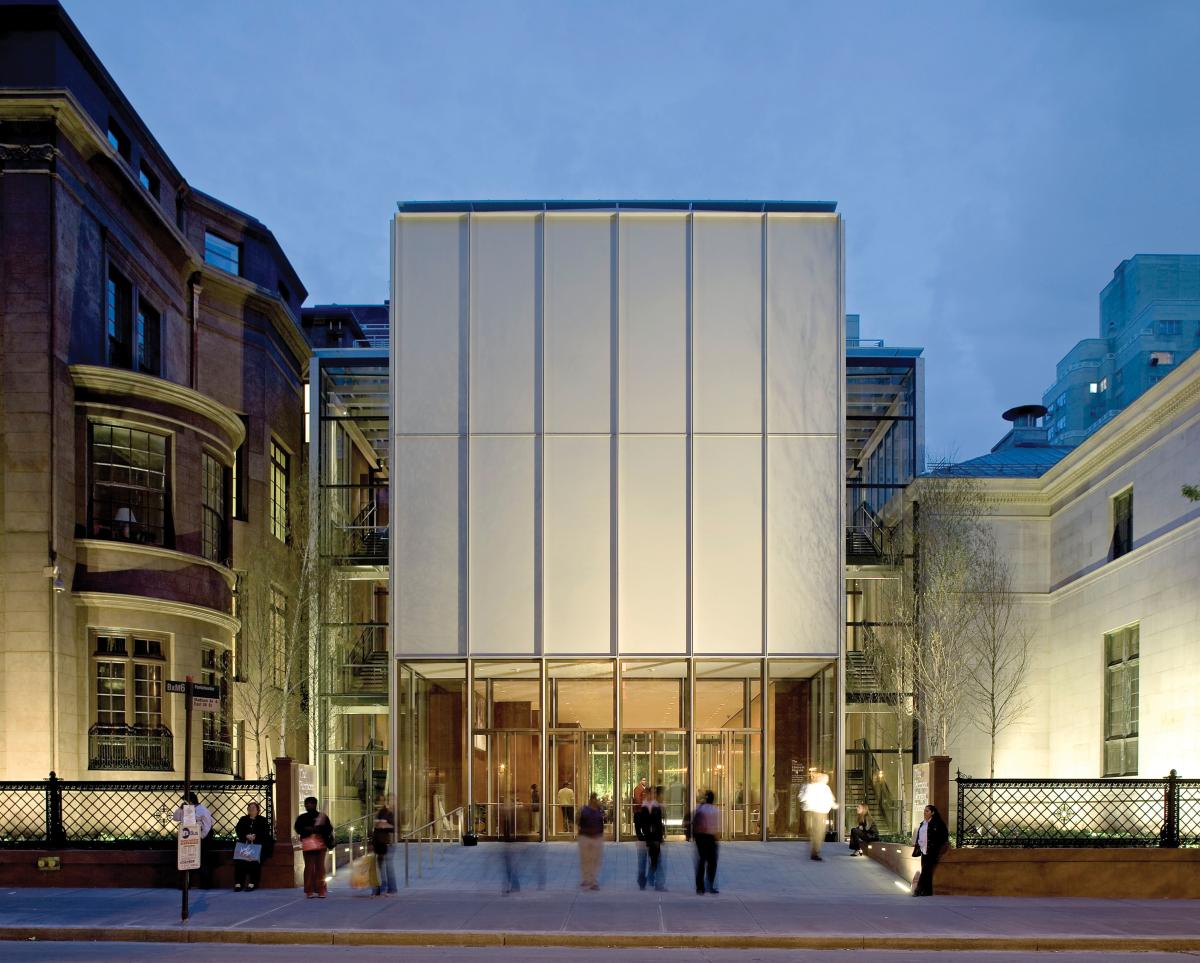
[173,792,215,887]
[800,771,838,861]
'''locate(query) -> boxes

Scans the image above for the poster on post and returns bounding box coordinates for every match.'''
[177,823,201,871]
[911,762,930,833]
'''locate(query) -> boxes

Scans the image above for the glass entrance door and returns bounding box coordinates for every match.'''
[472,731,540,838]
[695,730,762,839]
[548,731,616,839]
[620,731,687,838]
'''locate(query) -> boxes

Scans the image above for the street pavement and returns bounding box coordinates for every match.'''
[0,842,1198,953]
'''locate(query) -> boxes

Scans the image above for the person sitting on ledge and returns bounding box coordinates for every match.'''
[848,802,879,856]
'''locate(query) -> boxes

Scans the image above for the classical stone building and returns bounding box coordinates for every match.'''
[934,350,1200,782]
[0,2,310,780]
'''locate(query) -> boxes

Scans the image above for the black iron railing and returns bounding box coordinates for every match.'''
[0,772,273,849]
[88,724,173,771]
[957,770,1198,848]
[203,739,234,775]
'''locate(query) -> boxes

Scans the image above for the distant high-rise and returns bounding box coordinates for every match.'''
[1042,254,1200,447]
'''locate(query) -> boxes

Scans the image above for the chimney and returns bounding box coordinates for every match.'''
[990,404,1050,453]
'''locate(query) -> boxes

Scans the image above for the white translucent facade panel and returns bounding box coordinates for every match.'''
[766,215,842,434]
[469,436,535,654]
[618,215,687,433]
[395,215,467,433]
[470,215,538,433]
[543,436,611,654]
[544,214,613,434]
[618,435,686,653]
[766,435,840,654]
[394,437,463,655]
[692,214,762,433]
[693,436,762,653]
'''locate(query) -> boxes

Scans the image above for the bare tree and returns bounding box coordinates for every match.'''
[905,475,985,758]
[964,528,1032,778]
[233,455,325,774]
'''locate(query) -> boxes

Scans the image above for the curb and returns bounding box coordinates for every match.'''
[2,927,1200,952]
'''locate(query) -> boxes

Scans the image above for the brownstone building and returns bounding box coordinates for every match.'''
[0,1,311,780]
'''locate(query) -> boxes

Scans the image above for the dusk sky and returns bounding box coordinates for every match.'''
[65,0,1200,460]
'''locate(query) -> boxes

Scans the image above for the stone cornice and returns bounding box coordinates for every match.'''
[2,92,311,374]
[968,357,1200,509]
[0,90,199,269]
[75,539,237,589]
[73,591,239,635]
[199,268,313,370]
[69,365,246,447]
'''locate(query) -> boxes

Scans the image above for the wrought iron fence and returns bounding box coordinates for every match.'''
[956,770,1198,848]
[203,740,234,775]
[0,772,273,849]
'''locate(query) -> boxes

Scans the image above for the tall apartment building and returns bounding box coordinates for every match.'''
[1042,254,1200,447]
[0,2,310,780]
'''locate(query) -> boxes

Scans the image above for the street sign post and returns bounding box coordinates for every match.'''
[191,683,221,713]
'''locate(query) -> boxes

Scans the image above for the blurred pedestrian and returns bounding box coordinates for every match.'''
[912,804,949,896]
[636,786,667,891]
[633,777,649,808]
[692,789,720,895]
[233,801,272,891]
[558,781,575,834]
[500,794,521,894]
[373,797,397,896]
[172,792,214,889]
[577,791,605,890]
[848,802,878,857]
[800,771,838,861]
[530,783,541,835]
[294,796,333,898]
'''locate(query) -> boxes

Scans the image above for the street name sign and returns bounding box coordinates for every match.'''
[191,683,221,712]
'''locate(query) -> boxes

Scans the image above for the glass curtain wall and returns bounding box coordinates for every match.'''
[314,357,391,828]
[396,658,835,840]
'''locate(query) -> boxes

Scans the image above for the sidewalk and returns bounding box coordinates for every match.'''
[2,842,1198,952]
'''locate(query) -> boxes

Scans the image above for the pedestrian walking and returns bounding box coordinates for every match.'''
[635,786,667,891]
[500,793,522,894]
[233,801,273,891]
[530,783,541,835]
[372,797,397,896]
[577,791,605,890]
[912,804,949,897]
[172,792,214,889]
[848,802,879,857]
[692,789,720,895]
[294,796,333,898]
[800,771,838,861]
[558,781,575,834]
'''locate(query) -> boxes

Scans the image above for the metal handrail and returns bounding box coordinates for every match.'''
[326,812,373,879]
[403,806,464,887]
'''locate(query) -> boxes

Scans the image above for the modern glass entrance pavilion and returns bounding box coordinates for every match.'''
[390,201,846,841]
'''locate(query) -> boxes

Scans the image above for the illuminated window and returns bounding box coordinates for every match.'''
[269,587,288,687]
[270,440,289,542]
[1104,625,1139,777]
[201,452,227,563]
[90,424,169,546]
[204,231,240,275]
[1111,489,1133,560]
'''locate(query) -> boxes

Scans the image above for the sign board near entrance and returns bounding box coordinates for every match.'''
[165,680,187,694]
[177,824,201,871]
[912,762,930,833]
[191,683,221,712]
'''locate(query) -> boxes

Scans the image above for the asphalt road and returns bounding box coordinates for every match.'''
[4,944,1200,962]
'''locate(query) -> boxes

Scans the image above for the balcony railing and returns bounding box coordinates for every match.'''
[203,739,234,775]
[88,725,173,771]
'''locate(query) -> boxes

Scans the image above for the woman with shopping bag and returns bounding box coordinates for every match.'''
[295,796,334,898]
[233,801,273,891]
